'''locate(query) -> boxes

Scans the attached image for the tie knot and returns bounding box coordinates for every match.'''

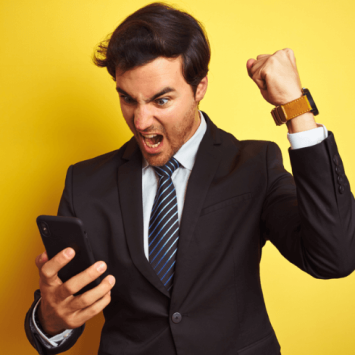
[153,157,180,179]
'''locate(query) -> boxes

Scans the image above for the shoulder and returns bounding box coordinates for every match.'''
[203,112,278,160]
[217,127,280,163]
[70,138,134,178]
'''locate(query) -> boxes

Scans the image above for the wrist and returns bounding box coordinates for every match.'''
[286,112,317,133]
[37,301,66,336]
[271,88,319,127]
[279,88,303,106]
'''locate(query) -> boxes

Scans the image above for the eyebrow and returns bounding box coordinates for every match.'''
[115,86,175,103]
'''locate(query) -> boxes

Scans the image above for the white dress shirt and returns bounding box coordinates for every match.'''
[142,112,207,259]
[33,111,328,347]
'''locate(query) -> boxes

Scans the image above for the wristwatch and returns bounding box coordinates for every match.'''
[271,88,319,126]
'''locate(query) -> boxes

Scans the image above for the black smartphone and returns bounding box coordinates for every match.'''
[36,215,101,295]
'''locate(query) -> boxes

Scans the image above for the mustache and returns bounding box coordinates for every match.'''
[134,124,167,135]
[131,114,167,134]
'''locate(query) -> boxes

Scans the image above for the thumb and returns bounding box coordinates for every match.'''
[246,58,257,77]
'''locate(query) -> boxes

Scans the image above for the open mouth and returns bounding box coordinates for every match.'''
[141,134,163,148]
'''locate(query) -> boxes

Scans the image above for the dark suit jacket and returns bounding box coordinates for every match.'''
[25,113,355,355]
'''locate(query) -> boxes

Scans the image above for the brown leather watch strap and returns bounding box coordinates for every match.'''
[271,95,312,126]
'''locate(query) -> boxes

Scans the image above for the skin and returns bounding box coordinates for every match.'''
[35,55,208,335]
[247,48,317,133]
[36,249,115,335]
[116,56,208,166]
[36,48,312,336]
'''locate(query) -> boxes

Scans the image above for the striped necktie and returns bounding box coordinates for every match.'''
[149,157,180,292]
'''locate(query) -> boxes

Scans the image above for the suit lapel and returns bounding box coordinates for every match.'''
[172,114,224,298]
[118,138,171,298]
[117,114,227,300]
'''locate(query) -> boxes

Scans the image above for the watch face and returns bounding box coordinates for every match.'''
[302,88,319,116]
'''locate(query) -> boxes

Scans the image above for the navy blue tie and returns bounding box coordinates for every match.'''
[149,157,180,292]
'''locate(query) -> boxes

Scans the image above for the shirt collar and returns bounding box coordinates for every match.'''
[142,111,207,171]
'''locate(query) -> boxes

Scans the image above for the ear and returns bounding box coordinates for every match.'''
[195,76,208,102]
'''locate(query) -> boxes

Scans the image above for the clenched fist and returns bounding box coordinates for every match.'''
[247,48,303,106]
[247,48,317,133]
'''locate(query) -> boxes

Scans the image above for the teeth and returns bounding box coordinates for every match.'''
[145,140,161,148]
[142,134,162,149]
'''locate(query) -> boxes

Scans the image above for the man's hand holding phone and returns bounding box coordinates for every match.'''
[35,248,115,336]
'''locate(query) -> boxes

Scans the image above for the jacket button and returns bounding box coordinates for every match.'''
[337,175,344,184]
[172,312,182,323]
[333,155,339,166]
[339,185,345,194]
[335,166,343,175]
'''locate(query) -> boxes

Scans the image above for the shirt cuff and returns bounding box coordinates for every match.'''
[287,123,328,150]
[32,297,73,347]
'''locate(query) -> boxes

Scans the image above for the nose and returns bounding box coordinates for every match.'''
[134,104,154,132]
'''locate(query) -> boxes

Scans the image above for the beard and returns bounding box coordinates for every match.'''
[134,102,198,167]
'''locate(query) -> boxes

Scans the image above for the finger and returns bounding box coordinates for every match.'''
[283,48,297,67]
[74,291,112,326]
[39,248,75,286]
[256,54,269,60]
[59,261,108,298]
[246,58,257,77]
[69,275,115,311]
[255,79,267,91]
[247,58,266,79]
[35,251,48,269]
[247,60,268,90]
[281,48,294,57]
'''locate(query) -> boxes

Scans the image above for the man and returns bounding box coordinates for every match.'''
[25,3,355,355]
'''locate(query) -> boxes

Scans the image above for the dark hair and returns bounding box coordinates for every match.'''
[93,2,210,95]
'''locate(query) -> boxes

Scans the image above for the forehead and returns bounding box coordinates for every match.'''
[115,56,188,97]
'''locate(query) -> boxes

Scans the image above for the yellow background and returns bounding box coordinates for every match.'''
[1,0,355,353]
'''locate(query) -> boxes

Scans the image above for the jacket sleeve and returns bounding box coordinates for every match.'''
[25,290,85,354]
[25,165,85,354]
[261,131,355,279]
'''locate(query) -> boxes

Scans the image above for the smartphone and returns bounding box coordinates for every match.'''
[36,215,101,295]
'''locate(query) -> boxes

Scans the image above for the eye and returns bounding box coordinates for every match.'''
[120,95,135,105]
[155,98,169,106]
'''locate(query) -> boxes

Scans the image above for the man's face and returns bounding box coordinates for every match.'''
[115,56,207,166]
